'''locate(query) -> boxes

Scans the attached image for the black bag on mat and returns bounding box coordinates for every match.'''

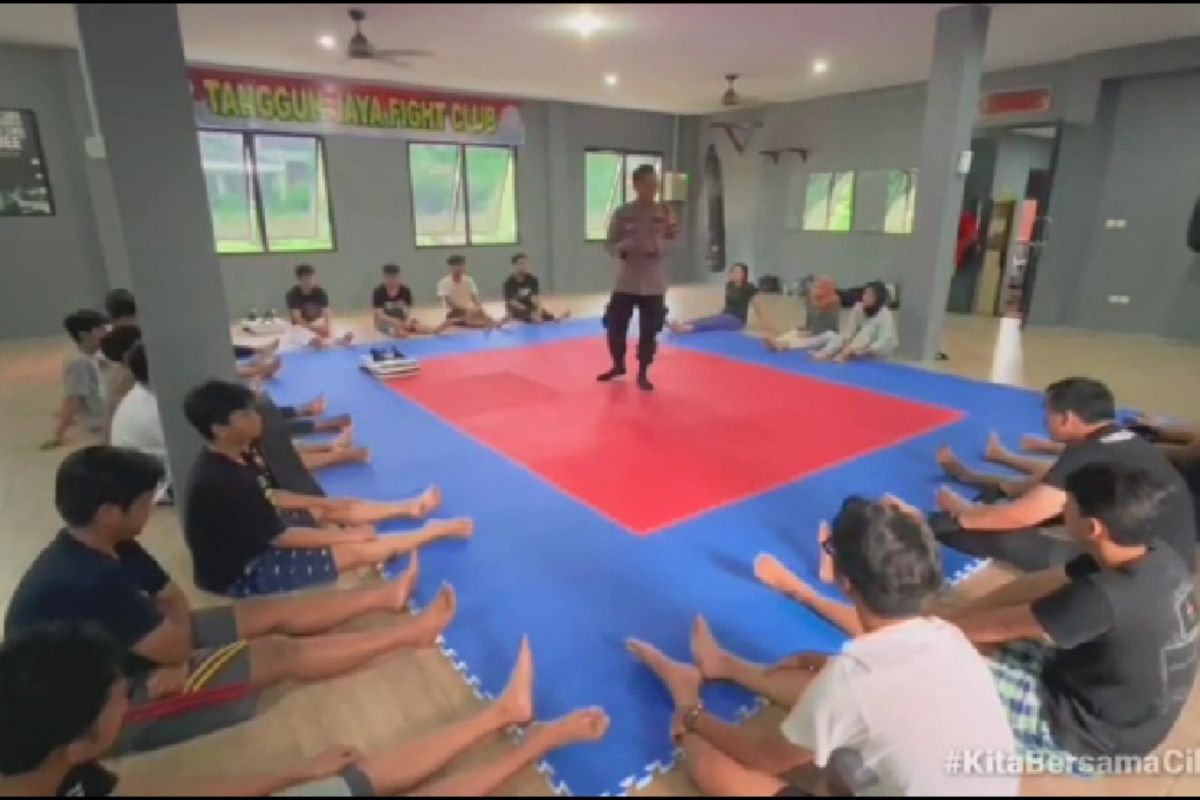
[758,275,782,293]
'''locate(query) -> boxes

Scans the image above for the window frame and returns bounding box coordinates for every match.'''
[801,169,857,234]
[883,168,917,235]
[407,142,520,249]
[199,129,337,256]
[583,148,664,242]
[0,108,56,218]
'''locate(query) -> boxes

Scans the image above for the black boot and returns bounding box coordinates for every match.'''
[597,364,627,382]
[637,366,654,392]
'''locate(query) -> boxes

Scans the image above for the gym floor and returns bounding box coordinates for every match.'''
[2,285,1199,796]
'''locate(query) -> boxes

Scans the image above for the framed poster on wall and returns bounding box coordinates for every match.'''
[0,109,55,217]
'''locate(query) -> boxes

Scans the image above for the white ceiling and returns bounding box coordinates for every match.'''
[3,4,1200,113]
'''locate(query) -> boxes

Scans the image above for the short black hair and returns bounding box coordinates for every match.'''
[295,264,316,279]
[98,324,141,364]
[183,380,257,441]
[631,164,657,184]
[1066,462,1172,547]
[126,341,149,385]
[0,623,123,775]
[55,446,164,528]
[511,253,528,265]
[103,289,136,321]
[1044,377,1115,424]
[63,310,107,343]
[829,497,942,618]
[447,254,466,267]
[382,263,400,276]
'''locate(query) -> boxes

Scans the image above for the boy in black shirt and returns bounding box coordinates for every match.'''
[372,263,448,338]
[5,446,459,757]
[502,253,569,324]
[931,377,1196,571]
[0,624,609,798]
[182,380,472,597]
[952,462,1199,767]
[286,264,353,349]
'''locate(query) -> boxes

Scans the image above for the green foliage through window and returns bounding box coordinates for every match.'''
[884,169,917,235]
[409,143,518,247]
[585,150,662,240]
[803,170,856,233]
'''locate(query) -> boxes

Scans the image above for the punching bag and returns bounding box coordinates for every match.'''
[1188,195,1200,254]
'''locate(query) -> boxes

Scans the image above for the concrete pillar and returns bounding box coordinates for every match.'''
[76,4,236,499]
[897,4,990,362]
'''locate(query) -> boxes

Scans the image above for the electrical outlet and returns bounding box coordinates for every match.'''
[1115,220,1128,229]
[1108,295,1132,305]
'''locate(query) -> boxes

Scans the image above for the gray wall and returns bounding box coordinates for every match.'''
[0,46,108,339]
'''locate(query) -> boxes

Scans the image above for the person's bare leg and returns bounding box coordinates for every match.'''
[669,321,696,334]
[329,519,474,573]
[233,556,419,638]
[299,447,370,472]
[984,433,1052,478]
[357,637,537,794]
[248,585,456,688]
[690,616,819,708]
[322,487,443,524]
[936,445,1011,492]
[935,485,974,516]
[410,710,610,797]
[299,395,327,418]
[1020,434,1064,456]
[682,734,788,797]
[754,555,865,639]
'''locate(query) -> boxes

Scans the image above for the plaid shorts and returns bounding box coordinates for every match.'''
[989,641,1092,776]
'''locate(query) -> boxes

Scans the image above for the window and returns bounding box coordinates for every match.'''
[585,150,663,240]
[409,143,518,247]
[802,171,856,232]
[199,131,334,254]
[884,169,917,235]
[0,109,54,217]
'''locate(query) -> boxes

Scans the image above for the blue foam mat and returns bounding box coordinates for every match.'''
[266,323,1046,796]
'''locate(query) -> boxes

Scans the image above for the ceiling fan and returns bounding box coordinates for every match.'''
[343,8,434,68]
[721,73,742,107]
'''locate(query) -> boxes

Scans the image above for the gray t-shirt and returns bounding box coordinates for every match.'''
[606,201,676,296]
[805,301,841,336]
[64,352,107,434]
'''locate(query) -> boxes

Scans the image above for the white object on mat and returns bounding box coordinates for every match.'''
[989,314,1023,386]
[242,320,287,335]
[360,355,421,379]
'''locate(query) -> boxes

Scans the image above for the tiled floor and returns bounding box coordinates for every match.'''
[2,288,1198,796]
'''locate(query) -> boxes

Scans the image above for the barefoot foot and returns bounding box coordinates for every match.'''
[690,616,730,682]
[386,553,420,611]
[495,637,535,727]
[425,517,474,541]
[936,445,970,481]
[531,708,611,749]
[984,432,1007,464]
[936,485,971,515]
[411,584,456,646]
[626,639,701,709]
[411,486,442,518]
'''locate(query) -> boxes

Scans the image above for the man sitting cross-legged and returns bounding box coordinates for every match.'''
[0,625,611,797]
[628,496,1018,797]
[182,380,472,597]
[759,464,1200,775]
[3,446,457,757]
[930,377,1195,571]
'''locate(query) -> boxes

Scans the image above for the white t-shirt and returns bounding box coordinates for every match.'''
[437,274,479,310]
[110,383,166,464]
[782,618,1018,797]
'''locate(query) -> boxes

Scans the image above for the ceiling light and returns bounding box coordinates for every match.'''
[568,10,603,38]
[604,73,619,87]
[317,34,337,51]
[812,59,830,75]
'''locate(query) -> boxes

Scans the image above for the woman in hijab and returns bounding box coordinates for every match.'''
[766,275,842,353]
[769,279,898,362]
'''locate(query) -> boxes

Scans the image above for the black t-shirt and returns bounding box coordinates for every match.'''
[503,273,540,307]
[285,286,329,323]
[4,532,169,677]
[1043,426,1197,565]
[723,281,758,323]
[372,283,414,320]
[184,448,286,593]
[57,762,119,797]
[1033,546,1199,757]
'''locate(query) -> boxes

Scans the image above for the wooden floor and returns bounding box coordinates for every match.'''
[2,288,1199,796]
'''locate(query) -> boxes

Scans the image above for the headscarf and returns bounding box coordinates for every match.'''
[863,280,889,318]
[811,276,840,312]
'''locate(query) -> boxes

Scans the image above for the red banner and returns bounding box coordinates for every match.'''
[980,88,1052,117]
[188,67,524,146]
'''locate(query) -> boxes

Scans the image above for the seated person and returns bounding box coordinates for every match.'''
[286,264,354,349]
[182,380,472,597]
[627,496,1018,797]
[4,446,457,756]
[932,377,1196,571]
[767,275,843,352]
[373,263,448,338]
[503,253,569,324]
[43,310,108,450]
[0,624,610,798]
[438,254,501,330]
[669,263,765,334]
[812,280,898,363]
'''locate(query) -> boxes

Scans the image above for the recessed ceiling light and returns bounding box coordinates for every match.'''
[317,34,338,51]
[604,73,619,87]
[812,59,830,75]
[568,9,603,38]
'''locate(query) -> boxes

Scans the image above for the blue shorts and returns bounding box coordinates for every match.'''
[227,547,338,598]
